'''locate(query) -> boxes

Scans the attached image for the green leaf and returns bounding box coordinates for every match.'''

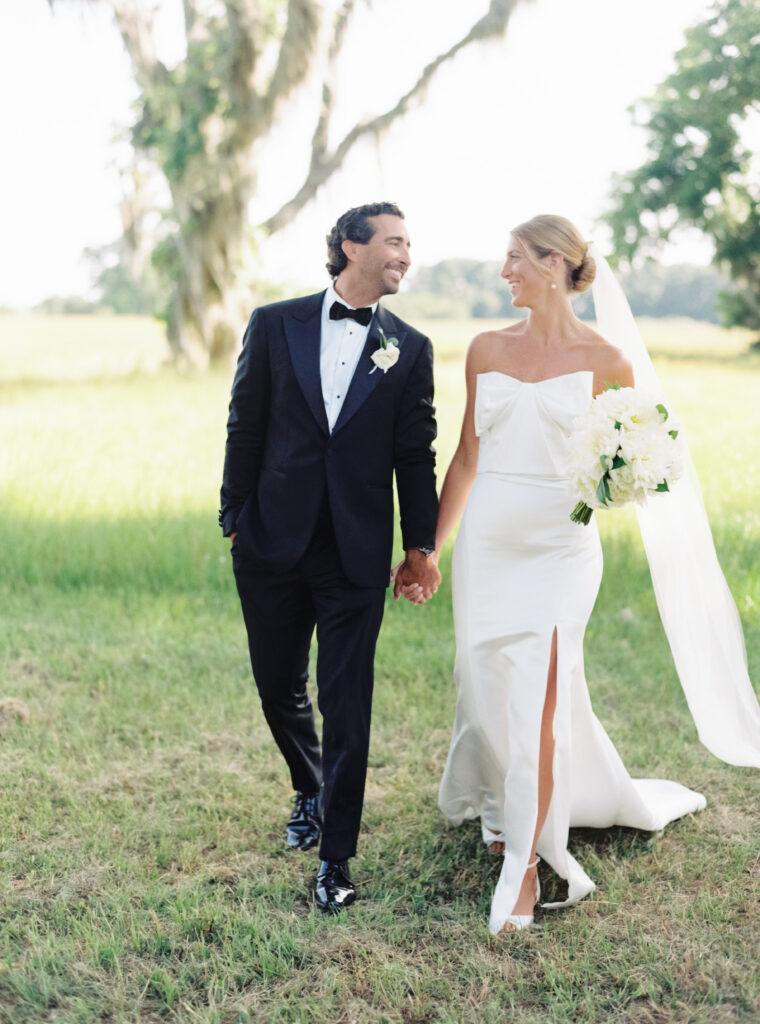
[656,403,669,421]
[596,475,611,507]
[669,429,679,440]
[601,0,760,331]
[656,481,670,493]
[600,454,612,473]
[611,455,626,470]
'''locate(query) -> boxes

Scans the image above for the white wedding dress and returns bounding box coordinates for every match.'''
[438,369,707,935]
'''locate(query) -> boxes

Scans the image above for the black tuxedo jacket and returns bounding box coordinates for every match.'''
[219,291,438,588]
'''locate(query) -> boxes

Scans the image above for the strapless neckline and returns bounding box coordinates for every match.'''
[474,369,594,478]
[477,370,594,386]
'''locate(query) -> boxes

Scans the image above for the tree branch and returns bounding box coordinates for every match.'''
[260,0,321,132]
[309,0,358,175]
[260,0,527,234]
[222,0,263,148]
[47,0,170,88]
[181,0,197,39]
[110,0,170,91]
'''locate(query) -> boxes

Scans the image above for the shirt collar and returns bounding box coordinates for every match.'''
[324,281,379,315]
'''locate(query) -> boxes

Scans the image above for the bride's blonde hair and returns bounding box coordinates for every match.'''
[511,214,595,293]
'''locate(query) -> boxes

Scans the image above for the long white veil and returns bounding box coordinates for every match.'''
[589,244,760,768]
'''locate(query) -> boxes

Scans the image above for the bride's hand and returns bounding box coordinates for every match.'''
[402,581,427,604]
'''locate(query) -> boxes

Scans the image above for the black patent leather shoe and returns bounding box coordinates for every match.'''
[314,859,356,912]
[286,790,322,851]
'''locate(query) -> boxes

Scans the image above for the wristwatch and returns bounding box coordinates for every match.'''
[415,546,435,557]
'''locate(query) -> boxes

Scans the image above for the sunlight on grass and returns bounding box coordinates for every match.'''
[0,315,758,1023]
[0,313,171,381]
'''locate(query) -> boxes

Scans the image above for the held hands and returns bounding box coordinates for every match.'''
[392,549,441,605]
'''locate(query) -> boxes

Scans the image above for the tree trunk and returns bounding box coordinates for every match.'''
[52,0,529,365]
[167,161,254,366]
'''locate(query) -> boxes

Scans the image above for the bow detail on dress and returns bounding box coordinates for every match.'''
[475,372,593,438]
[474,374,522,437]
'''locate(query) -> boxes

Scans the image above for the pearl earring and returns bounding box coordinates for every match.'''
[550,282,557,290]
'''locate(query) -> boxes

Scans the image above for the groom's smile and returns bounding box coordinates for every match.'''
[351,213,411,300]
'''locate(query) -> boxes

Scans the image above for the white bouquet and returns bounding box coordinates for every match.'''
[567,385,685,525]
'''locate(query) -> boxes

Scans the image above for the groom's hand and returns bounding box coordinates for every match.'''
[393,549,441,604]
[390,561,424,604]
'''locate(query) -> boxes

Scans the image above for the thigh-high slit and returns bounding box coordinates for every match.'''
[439,387,706,935]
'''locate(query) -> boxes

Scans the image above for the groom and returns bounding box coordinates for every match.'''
[219,202,440,911]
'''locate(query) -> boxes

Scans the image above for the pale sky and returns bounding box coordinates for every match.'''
[0,0,714,308]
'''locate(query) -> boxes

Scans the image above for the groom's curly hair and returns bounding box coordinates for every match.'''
[326,202,405,278]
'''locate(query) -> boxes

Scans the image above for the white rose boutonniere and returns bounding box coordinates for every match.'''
[369,327,400,374]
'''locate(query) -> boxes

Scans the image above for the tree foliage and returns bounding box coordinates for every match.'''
[604,0,760,332]
[50,0,530,364]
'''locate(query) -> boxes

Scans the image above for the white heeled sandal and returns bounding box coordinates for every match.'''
[498,856,541,933]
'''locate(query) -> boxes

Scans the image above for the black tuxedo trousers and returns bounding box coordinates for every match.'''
[232,500,385,861]
[221,292,438,861]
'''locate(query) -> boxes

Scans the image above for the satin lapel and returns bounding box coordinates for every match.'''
[283,293,329,435]
[332,304,406,435]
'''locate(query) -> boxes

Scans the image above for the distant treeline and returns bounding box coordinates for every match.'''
[33,258,730,325]
[386,260,731,323]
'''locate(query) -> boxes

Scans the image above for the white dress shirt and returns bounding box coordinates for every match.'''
[320,283,377,432]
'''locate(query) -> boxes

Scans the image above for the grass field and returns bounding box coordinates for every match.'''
[0,313,758,1024]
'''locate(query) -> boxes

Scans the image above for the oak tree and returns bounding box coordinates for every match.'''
[605,0,760,334]
[52,0,530,363]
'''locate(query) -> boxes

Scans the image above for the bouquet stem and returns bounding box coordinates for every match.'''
[571,501,594,526]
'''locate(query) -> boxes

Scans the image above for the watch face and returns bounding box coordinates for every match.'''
[417,546,434,557]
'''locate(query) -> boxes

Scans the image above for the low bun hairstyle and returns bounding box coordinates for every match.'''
[511,214,596,293]
[570,251,596,294]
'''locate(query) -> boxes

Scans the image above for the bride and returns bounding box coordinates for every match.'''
[420,214,760,934]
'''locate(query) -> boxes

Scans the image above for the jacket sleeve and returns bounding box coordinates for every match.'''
[393,335,438,551]
[218,309,270,536]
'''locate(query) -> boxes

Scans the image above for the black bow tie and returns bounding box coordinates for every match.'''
[329,300,373,327]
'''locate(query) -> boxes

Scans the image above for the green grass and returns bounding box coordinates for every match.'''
[0,314,758,1023]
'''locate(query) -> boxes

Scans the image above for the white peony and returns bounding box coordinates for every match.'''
[567,410,622,508]
[620,425,665,488]
[607,460,638,505]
